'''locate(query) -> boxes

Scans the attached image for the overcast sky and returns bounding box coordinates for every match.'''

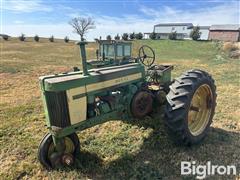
[1,0,240,40]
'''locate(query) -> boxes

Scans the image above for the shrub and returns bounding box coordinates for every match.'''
[229,50,240,59]
[94,38,100,43]
[213,41,223,50]
[106,35,112,41]
[122,33,128,41]
[34,35,39,42]
[168,31,177,40]
[222,42,238,52]
[64,36,69,43]
[156,34,161,39]
[19,33,26,41]
[135,32,143,40]
[114,34,120,40]
[49,35,54,42]
[149,32,157,40]
[2,35,9,41]
[129,32,135,40]
[190,26,201,41]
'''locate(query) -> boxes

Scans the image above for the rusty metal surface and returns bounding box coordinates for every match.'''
[131,91,153,118]
[61,153,74,166]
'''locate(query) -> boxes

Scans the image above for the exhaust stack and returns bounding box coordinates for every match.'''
[76,41,89,76]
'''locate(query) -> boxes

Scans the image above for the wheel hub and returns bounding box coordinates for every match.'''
[131,91,153,118]
[47,137,76,167]
[62,153,74,166]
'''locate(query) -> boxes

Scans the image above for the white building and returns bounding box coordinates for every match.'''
[154,23,193,39]
[144,23,210,40]
[199,26,210,40]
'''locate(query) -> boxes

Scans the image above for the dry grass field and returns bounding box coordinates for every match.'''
[0,38,239,179]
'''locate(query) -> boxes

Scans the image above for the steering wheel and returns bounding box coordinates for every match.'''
[138,45,155,67]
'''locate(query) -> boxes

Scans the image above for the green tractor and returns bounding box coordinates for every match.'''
[38,40,217,169]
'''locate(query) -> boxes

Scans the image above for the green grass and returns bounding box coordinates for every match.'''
[0,38,239,179]
[133,40,218,61]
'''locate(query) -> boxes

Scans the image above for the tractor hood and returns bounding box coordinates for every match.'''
[39,63,145,92]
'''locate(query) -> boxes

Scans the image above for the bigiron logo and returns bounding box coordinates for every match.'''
[181,161,238,179]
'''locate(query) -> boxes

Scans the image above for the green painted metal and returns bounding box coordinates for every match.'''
[40,91,51,127]
[77,41,89,76]
[146,65,173,84]
[41,64,144,92]
[38,40,174,163]
[51,110,122,138]
[87,40,134,68]
[99,41,132,59]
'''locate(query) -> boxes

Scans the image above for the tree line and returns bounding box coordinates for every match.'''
[104,32,144,41]
[68,17,202,41]
[1,16,202,42]
[1,34,70,42]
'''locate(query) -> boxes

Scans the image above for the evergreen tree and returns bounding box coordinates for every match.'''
[190,26,201,40]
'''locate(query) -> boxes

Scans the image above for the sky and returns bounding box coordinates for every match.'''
[1,0,240,40]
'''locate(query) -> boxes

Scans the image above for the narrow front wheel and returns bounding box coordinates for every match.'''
[38,133,80,169]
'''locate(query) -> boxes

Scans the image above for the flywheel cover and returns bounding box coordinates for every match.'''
[131,91,153,118]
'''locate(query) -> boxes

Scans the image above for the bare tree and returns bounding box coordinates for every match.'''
[69,17,95,41]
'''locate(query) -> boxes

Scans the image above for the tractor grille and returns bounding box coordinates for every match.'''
[45,91,71,128]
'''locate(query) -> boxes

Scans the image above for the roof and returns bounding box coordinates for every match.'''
[199,26,210,30]
[0,34,10,37]
[154,23,193,27]
[154,32,187,35]
[210,24,240,31]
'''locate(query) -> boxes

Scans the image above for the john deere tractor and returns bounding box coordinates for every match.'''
[38,40,216,169]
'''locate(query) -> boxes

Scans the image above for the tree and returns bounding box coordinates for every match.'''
[34,35,39,42]
[156,34,161,39]
[129,32,135,40]
[69,17,95,41]
[49,35,54,42]
[64,36,69,43]
[94,38,100,43]
[114,34,120,40]
[135,32,143,40]
[149,32,157,40]
[2,35,9,41]
[106,35,112,41]
[168,31,177,40]
[19,33,26,41]
[122,33,128,40]
[190,26,201,41]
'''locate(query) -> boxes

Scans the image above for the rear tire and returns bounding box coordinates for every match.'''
[165,69,216,145]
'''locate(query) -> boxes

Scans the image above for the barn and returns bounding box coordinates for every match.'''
[209,24,240,42]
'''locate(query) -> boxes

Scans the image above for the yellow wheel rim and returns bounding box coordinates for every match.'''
[64,137,75,153]
[188,84,213,136]
[47,137,75,158]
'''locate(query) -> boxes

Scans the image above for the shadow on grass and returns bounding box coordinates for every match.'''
[72,110,239,179]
